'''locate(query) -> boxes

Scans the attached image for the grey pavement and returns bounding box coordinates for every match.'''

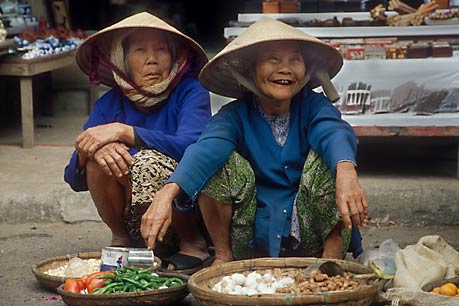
[0,108,457,225]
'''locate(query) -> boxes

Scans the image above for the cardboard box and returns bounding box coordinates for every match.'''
[280,1,297,13]
[262,1,280,13]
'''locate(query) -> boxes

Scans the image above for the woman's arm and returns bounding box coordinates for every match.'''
[64,93,117,191]
[305,91,367,228]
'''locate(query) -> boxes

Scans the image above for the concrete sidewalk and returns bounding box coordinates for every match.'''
[0,113,457,225]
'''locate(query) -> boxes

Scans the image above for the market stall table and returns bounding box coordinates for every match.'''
[343,113,459,178]
[0,50,77,148]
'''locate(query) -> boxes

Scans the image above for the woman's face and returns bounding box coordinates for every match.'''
[125,29,172,87]
[254,41,305,103]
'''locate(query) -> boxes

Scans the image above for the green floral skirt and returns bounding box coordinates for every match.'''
[202,150,351,260]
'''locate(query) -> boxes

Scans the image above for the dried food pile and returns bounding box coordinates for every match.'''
[211,267,369,296]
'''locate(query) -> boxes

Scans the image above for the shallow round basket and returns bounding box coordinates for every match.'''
[188,257,384,306]
[56,271,189,306]
[32,251,161,291]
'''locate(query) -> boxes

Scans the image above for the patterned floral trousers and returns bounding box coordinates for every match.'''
[202,150,351,260]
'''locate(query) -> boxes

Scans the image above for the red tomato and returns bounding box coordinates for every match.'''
[63,278,85,293]
[87,277,108,293]
[81,271,113,287]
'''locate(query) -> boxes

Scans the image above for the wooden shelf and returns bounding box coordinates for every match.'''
[225,13,459,38]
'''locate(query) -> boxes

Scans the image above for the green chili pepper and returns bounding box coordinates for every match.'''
[92,282,122,294]
[121,277,149,290]
[164,277,184,287]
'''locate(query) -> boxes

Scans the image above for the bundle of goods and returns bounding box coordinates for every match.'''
[188,257,384,306]
[428,9,459,20]
[12,17,87,59]
[370,0,439,26]
[425,8,459,24]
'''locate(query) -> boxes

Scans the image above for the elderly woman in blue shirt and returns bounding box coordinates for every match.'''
[64,12,212,268]
[141,17,368,264]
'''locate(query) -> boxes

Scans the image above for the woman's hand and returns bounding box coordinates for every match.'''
[93,142,134,177]
[141,183,181,250]
[335,162,368,229]
[76,123,132,158]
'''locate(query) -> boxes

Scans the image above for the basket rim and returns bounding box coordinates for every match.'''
[188,257,382,303]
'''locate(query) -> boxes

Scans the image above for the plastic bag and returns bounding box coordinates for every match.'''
[64,257,91,277]
[358,239,400,277]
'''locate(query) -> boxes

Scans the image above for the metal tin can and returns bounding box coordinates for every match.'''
[127,248,155,267]
[100,247,129,271]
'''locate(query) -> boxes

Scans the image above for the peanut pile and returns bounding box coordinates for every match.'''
[276,268,363,294]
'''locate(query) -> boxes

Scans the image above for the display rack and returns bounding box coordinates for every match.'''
[225,13,459,38]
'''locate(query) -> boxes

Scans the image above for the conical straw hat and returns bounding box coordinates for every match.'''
[76,12,208,88]
[199,17,343,98]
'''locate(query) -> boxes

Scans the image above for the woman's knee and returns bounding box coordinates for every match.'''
[86,159,105,177]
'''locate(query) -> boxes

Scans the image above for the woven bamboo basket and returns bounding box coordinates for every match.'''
[31,251,161,291]
[56,271,189,306]
[188,257,384,306]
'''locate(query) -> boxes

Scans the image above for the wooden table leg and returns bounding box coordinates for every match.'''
[20,76,34,148]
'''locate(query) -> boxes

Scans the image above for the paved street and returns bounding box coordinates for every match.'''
[2,220,459,306]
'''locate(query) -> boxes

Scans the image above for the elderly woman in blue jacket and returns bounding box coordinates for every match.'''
[64,12,212,269]
[141,17,368,265]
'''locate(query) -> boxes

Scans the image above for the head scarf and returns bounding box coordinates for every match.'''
[109,29,190,108]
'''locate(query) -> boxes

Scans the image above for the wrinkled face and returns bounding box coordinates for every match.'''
[254,41,305,102]
[125,29,172,87]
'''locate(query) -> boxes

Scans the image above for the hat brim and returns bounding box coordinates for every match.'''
[199,17,343,98]
[76,12,208,88]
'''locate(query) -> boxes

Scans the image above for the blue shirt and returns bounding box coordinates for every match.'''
[64,75,211,192]
[169,88,357,257]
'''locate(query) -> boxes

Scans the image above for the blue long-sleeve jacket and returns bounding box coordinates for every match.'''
[169,88,357,256]
[64,75,211,192]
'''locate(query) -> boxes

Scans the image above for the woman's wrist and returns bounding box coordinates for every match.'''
[336,161,356,175]
[115,122,135,145]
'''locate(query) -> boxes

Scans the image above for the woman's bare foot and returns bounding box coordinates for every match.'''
[211,253,233,266]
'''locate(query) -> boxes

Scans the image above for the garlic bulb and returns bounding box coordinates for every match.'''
[262,273,273,283]
[231,273,246,286]
[211,271,296,295]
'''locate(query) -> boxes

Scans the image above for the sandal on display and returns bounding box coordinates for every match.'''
[160,253,215,275]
